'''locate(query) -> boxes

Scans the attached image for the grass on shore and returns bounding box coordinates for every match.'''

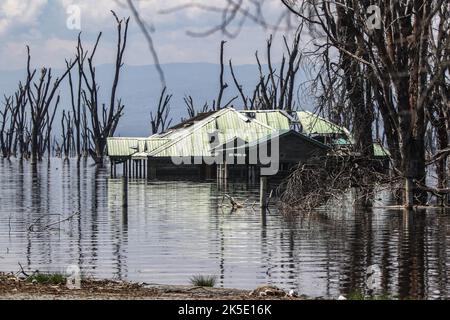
[25,272,66,285]
[189,275,217,287]
[346,291,396,300]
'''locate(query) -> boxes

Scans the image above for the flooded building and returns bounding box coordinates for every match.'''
[107,108,388,180]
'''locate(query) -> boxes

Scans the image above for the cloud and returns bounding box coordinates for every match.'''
[0,0,291,70]
[0,0,48,35]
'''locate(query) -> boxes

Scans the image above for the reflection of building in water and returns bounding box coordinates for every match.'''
[1,160,449,298]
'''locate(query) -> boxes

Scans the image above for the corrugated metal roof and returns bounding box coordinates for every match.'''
[107,138,141,157]
[373,143,389,157]
[107,137,170,157]
[239,110,292,130]
[216,129,330,152]
[297,111,352,138]
[107,108,390,159]
[149,108,275,157]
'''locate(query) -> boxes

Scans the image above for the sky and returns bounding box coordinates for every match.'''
[0,0,295,71]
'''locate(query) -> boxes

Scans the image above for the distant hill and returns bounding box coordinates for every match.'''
[0,63,313,137]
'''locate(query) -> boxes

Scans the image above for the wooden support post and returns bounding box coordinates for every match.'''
[224,161,228,181]
[110,160,114,178]
[148,158,156,180]
[260,176,268,208]
[139,160,143,178]
[137,160,140,178]
[122,175,128,208]
[260,206,267,227]
[143,160,146,179]
[217,164,222,181]
[138,160,141,178]
[128,159,131,178]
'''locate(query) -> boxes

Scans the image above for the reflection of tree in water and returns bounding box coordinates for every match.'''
[1,160,449,297]
[398,210,426,299]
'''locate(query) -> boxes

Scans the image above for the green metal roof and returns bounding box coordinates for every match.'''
[107,138,141,157]
[373,143,389,158]
[238,110,291,130]
[107,137,170,158]
[148,108,275,157]
[246,129,330,150]
[297,111,352,138]
[331,138,389,157]
[107,108,390,159]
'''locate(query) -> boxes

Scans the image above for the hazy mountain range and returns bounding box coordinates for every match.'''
[0,63,312,137]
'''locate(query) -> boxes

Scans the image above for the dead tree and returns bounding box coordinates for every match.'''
[216,40,228,109]
[67,34,88,159]
[229,60,248,109]
[81,11,129,163]
[427,3,450,201]
[184,95,211,118]
[81,103,89,157]
[228,31,302,111]
[282,0,450,206]
[10,81,32,159]
[0,81,30,159]
[150,87,172,134]
[10,84,29,159]
[41,96,59,158]
[0,96,13,158]
[25,46,76,163]
[280,154,399,212]
[159,1,294,37]
[61,110,74,159]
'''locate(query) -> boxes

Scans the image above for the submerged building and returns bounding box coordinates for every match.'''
[107,108,388,180]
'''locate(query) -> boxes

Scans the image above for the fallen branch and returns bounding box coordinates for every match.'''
[223,194,243,210]
[28,212,79,232]
[43,212,79,230]
[17,262,30,278]
[413,180,450,198]
[426,147,450,165]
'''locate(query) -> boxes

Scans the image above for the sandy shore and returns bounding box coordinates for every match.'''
[0,273,303,300]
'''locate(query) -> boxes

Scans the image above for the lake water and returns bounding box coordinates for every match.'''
[0,158,449,299]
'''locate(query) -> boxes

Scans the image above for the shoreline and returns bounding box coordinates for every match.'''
[0,273,304,300]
